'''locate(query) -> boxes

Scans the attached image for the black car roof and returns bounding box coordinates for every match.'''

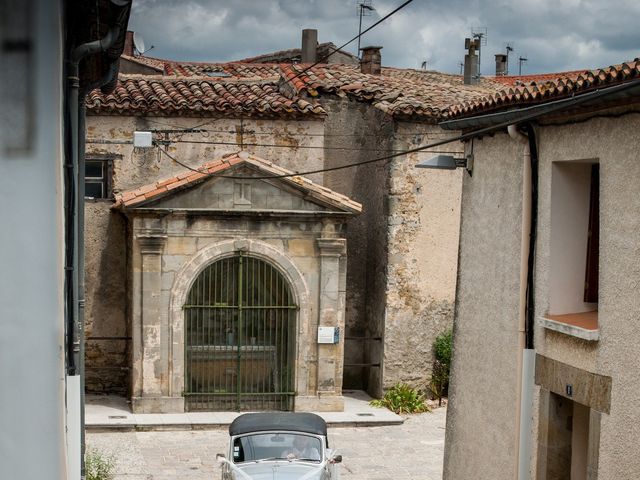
[229,412,327,437]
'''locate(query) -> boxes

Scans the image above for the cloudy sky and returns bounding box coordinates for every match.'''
[128,0,639,75]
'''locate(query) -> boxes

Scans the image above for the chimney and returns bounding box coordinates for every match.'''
[463,37,480,85]
[123,30,135,56]
[301,29,318,63]
[360,46,382,75]
[495,53,507,76]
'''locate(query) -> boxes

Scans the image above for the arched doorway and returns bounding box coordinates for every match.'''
[183,252,297,411]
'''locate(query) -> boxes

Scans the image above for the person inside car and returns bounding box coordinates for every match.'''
[281,435,321,461]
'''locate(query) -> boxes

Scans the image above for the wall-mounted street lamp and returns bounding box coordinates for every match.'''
[415,154,474,176]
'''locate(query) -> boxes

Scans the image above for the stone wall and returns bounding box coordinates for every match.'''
[383,122,462,391]
[84,114,324,394]
[321,98,394,393]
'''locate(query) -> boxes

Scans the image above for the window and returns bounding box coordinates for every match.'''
[84,158,113,199]
[544,161,599,339]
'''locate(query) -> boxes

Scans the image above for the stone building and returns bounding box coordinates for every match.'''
[84,35,502,411]
[440,60,640,479]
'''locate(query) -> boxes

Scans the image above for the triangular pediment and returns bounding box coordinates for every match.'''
[114,152,361,215]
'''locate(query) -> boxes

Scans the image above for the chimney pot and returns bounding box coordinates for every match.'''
[360,46,382,75]
[301,29,318,63]
[495,53,508,76]
[123,30,134,56]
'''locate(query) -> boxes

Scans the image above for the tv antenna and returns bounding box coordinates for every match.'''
[421,60,427,70]
[133,32,154,56]
[505,42,514,75]
[356,0,376,56]
[518,55,528,75]
[471,27,487,76]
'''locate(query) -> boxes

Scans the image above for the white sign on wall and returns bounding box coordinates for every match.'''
[317,326,339,344]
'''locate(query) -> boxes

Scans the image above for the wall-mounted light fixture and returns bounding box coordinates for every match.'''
[415,154,473,176]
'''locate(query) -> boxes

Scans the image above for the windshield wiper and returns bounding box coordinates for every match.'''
[253,457,288,463]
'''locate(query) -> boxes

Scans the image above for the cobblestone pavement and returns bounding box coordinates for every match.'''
[86,407,446,480]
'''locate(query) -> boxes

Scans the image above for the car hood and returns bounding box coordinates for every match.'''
[234,461,324,480]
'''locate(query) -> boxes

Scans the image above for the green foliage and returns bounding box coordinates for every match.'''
[369,383,430,414]
[85,448,116,480]
[430,329,453,405]
[433,329,453,367]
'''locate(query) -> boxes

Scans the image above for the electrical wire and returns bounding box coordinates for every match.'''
[155,135,460,181]
[86,137,462,154]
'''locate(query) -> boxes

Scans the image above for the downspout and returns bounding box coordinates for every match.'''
[68,26,120,480]
[508,124,537,480]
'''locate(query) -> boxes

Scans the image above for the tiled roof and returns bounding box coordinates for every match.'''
[281,64,504,120]
[447,59,640,118]
[488,70,586,86]
[114,151,362,214]
[86,75,326,117]
[122,55,281,78]
[237,42,359,65]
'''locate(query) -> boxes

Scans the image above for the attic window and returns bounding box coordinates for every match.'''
[205,71,232,78]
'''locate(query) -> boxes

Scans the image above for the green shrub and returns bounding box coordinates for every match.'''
[370,383,430,414]
[430,329,453,405]
[85,448,116,480]
[433,329,453,367]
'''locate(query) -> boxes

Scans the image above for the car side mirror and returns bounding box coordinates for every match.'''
[216,453,226,463]
[330,454,342,464]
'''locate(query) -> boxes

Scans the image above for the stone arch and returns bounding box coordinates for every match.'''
[168,239,311,399]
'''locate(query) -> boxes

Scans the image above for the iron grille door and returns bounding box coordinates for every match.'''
[184,253,297,411]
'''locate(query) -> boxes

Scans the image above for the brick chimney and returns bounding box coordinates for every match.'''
[123,30,134,56]
[360,46,382,75]
[301,29,317,63]
[495,53,507,76]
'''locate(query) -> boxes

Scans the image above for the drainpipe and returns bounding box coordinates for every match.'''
[508,124,537,480]
[68,25,120,480]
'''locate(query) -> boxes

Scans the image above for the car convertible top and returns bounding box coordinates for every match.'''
[229,413,327,437]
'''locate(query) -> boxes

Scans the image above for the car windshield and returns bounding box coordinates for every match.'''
[232,433,322,463]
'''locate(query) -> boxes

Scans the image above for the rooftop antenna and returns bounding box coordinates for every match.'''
[518,55,528,75]
[133,32,154,56]
[505,42,514,75]
[471,27,487,77]
[356,0,375,56]
[421,60,427,70]
[459,61,464,75]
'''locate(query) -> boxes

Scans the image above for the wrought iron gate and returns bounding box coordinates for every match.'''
[184,252,297,411]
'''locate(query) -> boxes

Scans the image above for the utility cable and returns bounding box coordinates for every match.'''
[154,134,459,181]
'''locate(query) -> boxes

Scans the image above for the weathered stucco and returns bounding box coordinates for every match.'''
[445,112,640,480]
[383,122,462,391]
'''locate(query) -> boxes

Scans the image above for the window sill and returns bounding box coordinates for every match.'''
[538,311,599,341]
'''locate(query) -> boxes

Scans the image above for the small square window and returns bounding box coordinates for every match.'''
[84,158,113,200]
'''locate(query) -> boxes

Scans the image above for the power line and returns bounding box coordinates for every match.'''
[154,134,461,181]
[87,137,462,154]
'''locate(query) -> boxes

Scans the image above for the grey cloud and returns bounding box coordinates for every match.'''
[128,0,639,74]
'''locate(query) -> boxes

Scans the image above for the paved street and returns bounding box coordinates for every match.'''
[86,407,446,479]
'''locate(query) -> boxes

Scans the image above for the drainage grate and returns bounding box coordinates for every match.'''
[356,413,374,417]
[108,415,128,419]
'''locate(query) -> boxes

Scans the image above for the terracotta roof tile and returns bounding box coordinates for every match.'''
[114,152,362,214]
[447,59,640,118]
[86,76,326,117]
[281,64,503,120]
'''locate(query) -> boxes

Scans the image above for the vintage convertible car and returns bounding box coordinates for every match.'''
[217,412,342,480]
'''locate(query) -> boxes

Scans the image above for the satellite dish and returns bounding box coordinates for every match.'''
[133,32,145,55]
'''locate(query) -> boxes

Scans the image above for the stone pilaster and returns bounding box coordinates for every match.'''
[132,233,183,413]
[314,237,346,410]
